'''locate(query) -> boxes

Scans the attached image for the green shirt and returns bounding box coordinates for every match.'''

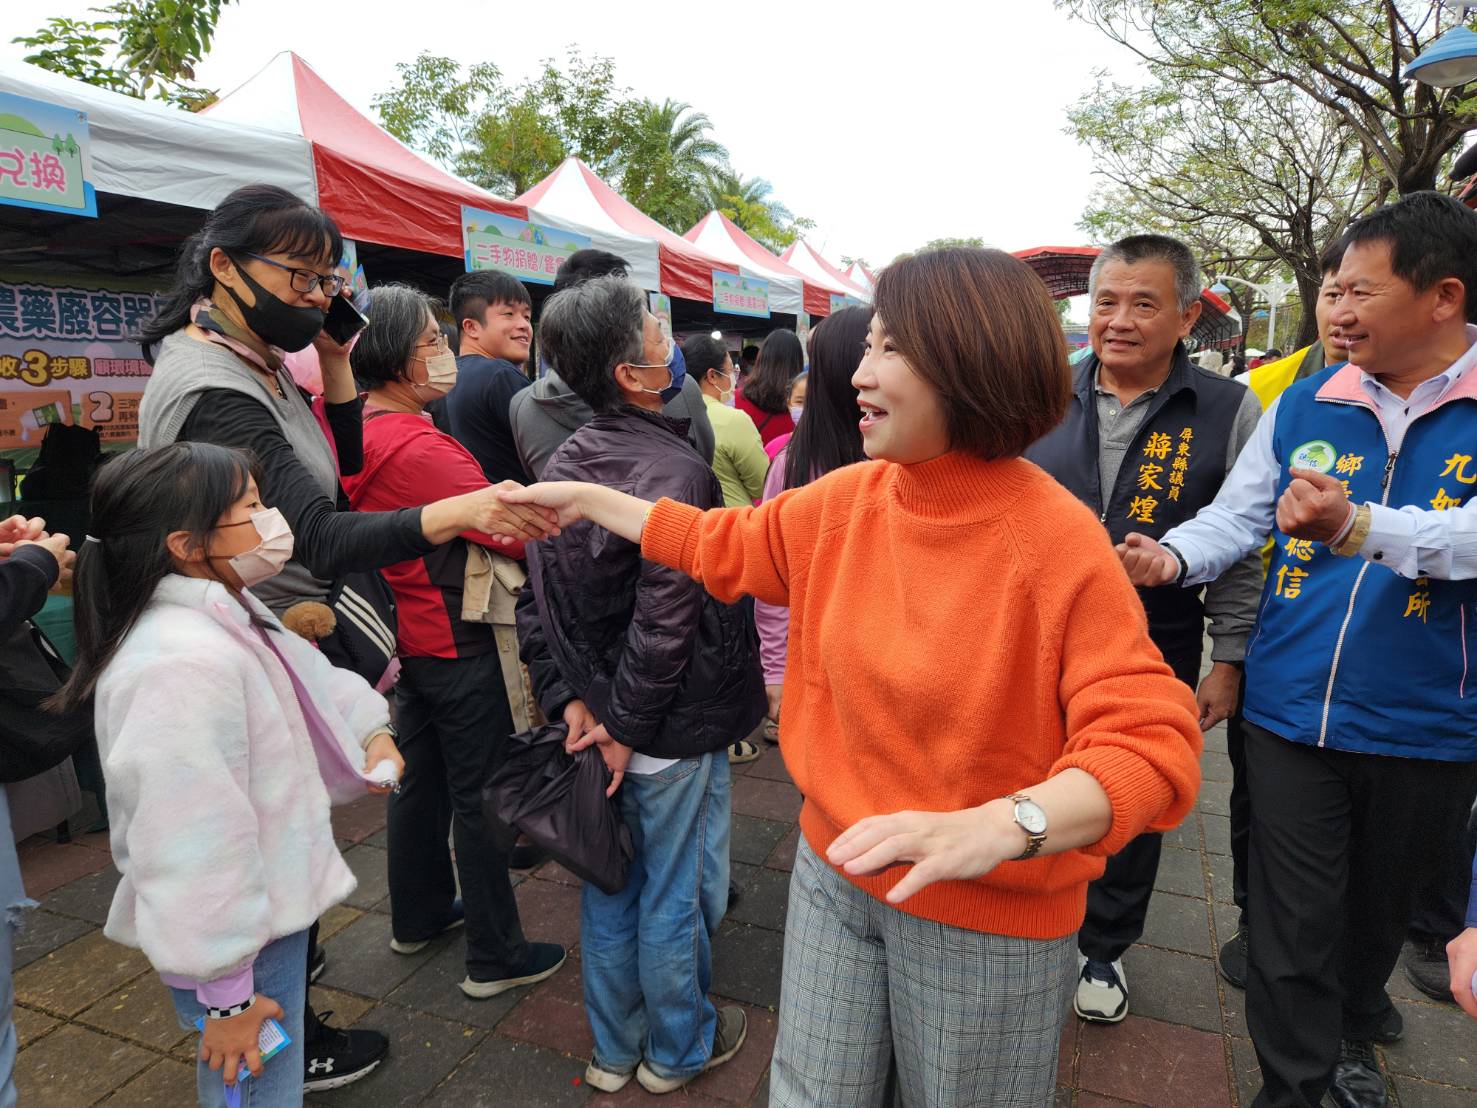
[703,393,771,508]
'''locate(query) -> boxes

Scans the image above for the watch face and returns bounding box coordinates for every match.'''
[1015,800,1048,835]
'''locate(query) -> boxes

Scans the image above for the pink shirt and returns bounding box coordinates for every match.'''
[754,449,791,685]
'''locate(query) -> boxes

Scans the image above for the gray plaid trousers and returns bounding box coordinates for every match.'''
[769,837,1075,1108]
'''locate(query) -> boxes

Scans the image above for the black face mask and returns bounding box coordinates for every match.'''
[222,258,326,352]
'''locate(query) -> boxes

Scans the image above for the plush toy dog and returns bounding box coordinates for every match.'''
[280,601,336,643]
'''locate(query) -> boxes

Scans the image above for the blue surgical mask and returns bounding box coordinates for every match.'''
[632,337,686,404]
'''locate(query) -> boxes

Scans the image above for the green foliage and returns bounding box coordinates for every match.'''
[1056,0,1468,344]
[917,236,986,251]
[376,50,814,245]
[14,0,233,109]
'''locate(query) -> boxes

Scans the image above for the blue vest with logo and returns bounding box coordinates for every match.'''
[1244,362,1477,761]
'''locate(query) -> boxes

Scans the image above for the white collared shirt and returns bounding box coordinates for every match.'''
[1165,325,1477,583]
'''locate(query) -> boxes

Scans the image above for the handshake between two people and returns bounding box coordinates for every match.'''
[1115,466,1356,588]
[0,514,76,583]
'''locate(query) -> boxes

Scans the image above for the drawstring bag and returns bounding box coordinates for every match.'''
[482,722,633,895]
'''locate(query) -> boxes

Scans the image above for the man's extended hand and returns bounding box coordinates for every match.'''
[1116,533,1180,587]
[1196,662,1241,732]
[1278,467,1353,544]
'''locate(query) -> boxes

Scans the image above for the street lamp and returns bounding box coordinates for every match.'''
[1209,275,1298,352]
[1404,4,1477,87]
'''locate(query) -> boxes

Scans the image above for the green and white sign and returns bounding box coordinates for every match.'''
[0,91,96,218]
[461,206,590,285]
[713,271,770,319]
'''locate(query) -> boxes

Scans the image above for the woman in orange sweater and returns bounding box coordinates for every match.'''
[503,248,1202,1106]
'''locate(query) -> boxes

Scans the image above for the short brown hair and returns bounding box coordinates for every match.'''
[872,248,1070,459]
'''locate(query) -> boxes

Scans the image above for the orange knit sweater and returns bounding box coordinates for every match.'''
[642,451,1202,939]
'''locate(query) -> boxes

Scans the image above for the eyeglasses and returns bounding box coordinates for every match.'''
[415,335,451,351]
[238,252,347,298]
[627,336,675,370]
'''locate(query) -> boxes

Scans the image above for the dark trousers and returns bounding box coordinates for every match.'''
[1078,643,1201,963]
[1407,782,1477,944]
[388,651,530,980]
[1227,699,1250,924]
[1244,722,1477,1108]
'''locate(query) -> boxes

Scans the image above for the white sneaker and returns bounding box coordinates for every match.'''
[1074,955,1128,1023]
[583,1060,634,1093]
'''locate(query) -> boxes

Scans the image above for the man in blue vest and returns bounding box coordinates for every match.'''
[1118,191,1477,1108]
[1025,233,1264,1024]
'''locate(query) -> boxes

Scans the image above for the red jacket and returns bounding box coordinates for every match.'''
[735,390,794,445]
[341,409,522,659]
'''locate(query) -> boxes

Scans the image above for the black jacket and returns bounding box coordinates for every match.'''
[1024,346,1247,657]
[516,406,765,758]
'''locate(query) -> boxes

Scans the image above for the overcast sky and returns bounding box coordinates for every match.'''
[0,1,1139,267]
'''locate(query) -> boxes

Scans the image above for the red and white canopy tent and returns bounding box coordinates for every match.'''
[518,157,779,306]
[781,240,872,302]
[684,210,849,316]
[1012,245,1243,350]
[844,263,877,297]
[204,52,528,258]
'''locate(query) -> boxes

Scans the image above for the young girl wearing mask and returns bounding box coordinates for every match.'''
[340,285,567,1001]
[49,442,405,1108]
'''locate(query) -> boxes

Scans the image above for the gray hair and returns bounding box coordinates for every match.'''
[349,283,437,388]
[539,275,647,413]
[1088,234,1202,313]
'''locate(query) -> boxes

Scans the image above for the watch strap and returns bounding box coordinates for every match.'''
[1007,792,1047,861]
[1162,543,1189,586]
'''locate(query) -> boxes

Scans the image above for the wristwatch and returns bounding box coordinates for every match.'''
[1006,793,1048,860]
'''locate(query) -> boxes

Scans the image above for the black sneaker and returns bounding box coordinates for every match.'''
[460,941,567,1000]
[1330,1039,1389,1108]
[509,838,549,871]
[302,1009,389,1093]
[1218,925,1248,990]
[1404,937,1455,1004]
[309,944,327,984]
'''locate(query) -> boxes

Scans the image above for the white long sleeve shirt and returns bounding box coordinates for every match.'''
[1164,328,1477,585]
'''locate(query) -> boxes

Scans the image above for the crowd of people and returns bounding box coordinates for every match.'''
[0,180,1475,1108]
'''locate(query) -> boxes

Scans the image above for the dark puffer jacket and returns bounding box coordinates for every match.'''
[516,405,765,759]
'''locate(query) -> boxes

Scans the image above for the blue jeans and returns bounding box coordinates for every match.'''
[169,930,309,1108]
[581,753,730,1080]
[0,790,28,1108]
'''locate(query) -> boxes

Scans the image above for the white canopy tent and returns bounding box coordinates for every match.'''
[0,61,315,212]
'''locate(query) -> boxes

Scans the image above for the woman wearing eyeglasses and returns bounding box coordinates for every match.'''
[134,185,557,1094]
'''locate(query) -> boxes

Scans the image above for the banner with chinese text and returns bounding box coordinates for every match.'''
[649,292,673,340]
[461,207,590,285]
[713,271,770,319]
[0,281,157,454]
[0,92,97,218]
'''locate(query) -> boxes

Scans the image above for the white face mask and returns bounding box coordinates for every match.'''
[714,370,737,406]
[789,405,804,424]
[221,508,295,588]
[416,350,459,396]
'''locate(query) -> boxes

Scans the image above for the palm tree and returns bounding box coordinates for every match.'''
[631,99,728,180]
[617,99,729,230]
[700,169,793,226]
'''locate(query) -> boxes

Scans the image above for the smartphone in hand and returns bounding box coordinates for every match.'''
[323,294,369,345]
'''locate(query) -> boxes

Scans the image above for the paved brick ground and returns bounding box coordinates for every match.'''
[11,731,1477,1105]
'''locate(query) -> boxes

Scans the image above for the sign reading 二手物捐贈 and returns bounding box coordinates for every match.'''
[461,207,590,285]
[713,271,770,319]
[0,92,97,219]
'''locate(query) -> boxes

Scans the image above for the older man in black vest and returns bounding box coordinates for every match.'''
[1026,233,1263,1024]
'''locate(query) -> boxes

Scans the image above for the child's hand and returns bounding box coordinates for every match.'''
[201,994,284,1085]
[364,731,404,794]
